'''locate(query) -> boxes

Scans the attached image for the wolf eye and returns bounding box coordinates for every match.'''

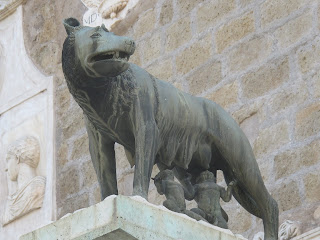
[90,32,101,38]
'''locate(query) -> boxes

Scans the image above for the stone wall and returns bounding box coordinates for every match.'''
[21,0,320,239]
[110,1,320,238]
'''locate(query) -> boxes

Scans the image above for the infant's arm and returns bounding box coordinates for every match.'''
[220,181,235,202]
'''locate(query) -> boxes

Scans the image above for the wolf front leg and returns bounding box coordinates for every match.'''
[132,88,160,199]
[132,121,159,199]
[86,119,117,200]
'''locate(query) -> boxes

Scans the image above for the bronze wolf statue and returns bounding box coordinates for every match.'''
[62,18,279,240]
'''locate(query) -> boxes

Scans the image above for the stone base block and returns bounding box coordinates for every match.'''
[20,195,247,240]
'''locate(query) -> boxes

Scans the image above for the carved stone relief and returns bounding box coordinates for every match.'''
[0,4,54,240]
[0,0,25,21]
[253,220,301,240]
[3,136,46,225]
[81,0,140,29]
[99,0,128,19]
[279,220,301,240]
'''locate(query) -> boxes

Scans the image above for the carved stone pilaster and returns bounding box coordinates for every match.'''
[0,0,26,21]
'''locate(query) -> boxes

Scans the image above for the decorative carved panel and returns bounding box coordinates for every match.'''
[81,0,140,29]
[0,5,54,240]
[3,136,46,225]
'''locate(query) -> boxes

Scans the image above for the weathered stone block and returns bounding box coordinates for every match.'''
[30,42,59,75]
[160,0,173,26]
[57,168,80,202]
[55,86,71,117]
[133,8,156,39]
[129,45,142,66]
[196,0,236,33]
[57,142,69,168]
[297,38,320,74]
[148,187,167,206]
[142,31,162,64]
[115,144,132,176]
[261,0,311,27]
[256,158,273,183]
[206,81,239,109]
[242,58,289,99]
[274,140,320,180]
[23,0,58,48]
[173,81,184,91]
[295,103,320,140]
[58,192,90,219]
[314,71,320,98]
[54,65,67,88]
[239,112,260,145]
[176,34,212,74]
[93,185,101,204]
[118,172,134,196]
[146,58,173,81]
[253,121,290,158]
[225,205,252,233]
[227,36,273,72]
[239,0,254,7]
[274,11,313,49]
[71,134,89,161]
[304,172,320,203]
[319,5,320,30]
[81,160,98,189]
[166,16,192,52]
[215,12,255,53]
[272,181,301,212]
[232,101,265,125]
[269,83,308,113]
[176,0,205,17]
[60,105,85,139]
[186,61,222,95]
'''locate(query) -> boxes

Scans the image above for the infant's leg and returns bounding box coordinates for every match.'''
[163,199,183,213]
[183,209,207,222]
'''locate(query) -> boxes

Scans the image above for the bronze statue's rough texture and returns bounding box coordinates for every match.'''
[191,171,234,229]
[153,169,206,222]
[62,18,278,240]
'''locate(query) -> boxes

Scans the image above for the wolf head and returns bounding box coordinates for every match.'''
[63,18,135,78]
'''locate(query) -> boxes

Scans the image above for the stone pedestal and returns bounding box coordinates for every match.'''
[20,195,247,240]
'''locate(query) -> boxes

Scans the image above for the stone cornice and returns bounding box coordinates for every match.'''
[0,0,26,21]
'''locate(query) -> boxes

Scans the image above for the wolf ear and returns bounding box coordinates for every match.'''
[63,18,81,35]
[101,24,109,32]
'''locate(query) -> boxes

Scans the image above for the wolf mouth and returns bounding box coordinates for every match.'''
[90,51,130,62]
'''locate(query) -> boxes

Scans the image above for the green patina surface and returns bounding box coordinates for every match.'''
[61,18,278,240]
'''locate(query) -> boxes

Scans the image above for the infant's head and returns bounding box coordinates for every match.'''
[196,170,215,184]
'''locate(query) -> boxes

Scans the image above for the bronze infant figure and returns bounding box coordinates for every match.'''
[191,170,235,229]
[153,169,206,222]
[62,18,279,240]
